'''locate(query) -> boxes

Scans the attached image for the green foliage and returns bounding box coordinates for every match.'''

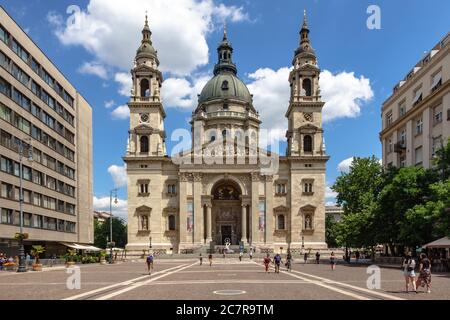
[94,218,127,249]
[30,245,45,264]
[331,141,450,252]
[325,215,339,248]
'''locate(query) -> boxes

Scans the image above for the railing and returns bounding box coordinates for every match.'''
[394,142,406,153]
[132,96,160,103]
[205,111,260,121]
[291,95,321,103]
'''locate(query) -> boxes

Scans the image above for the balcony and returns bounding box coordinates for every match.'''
[198,111,260,121]
[132,96,160,103]
[394,141,406,153]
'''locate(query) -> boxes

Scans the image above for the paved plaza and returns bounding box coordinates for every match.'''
[0,258,449,300]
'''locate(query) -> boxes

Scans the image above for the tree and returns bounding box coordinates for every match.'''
[433,137,450,180]
[30,245,45,265]
[332,157,382,250]
[94,218,127,249]
[325,215,339,248]
[375,166,434,252]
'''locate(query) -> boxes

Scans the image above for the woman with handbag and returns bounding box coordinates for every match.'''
[402,252,417,293]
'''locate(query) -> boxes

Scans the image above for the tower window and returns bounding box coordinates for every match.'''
[211,135,216,142]
[168,215,176,231]
[140,136,149,153]
[221,81,229,91]
[302,79,312,97]
[140,79,150,97]
[223,103,229,110]
[303,135,313,153]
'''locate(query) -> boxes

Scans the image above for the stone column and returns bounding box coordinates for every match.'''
[178,173,188,249]
[193,173,203,245]
[251,172,260,246]
[265,175,274,245]
[241,205,247,243]
[206,205,212,243]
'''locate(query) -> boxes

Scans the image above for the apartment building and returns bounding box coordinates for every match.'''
[0,7,93,256]
[380,32,450,169]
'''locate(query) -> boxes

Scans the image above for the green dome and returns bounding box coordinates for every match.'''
[199,73,252,104]
[136,43,156,60]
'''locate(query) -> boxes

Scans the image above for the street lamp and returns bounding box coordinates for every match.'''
[149,236,152,250]
[17,139,33,273]
[109,189,118,264]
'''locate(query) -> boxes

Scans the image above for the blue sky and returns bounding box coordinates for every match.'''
[2,0,450,219]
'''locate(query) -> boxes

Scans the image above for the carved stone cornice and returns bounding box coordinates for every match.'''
[179,172,190,182]
[251,172,260,182]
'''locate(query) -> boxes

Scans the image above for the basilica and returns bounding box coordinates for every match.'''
[124,12,330,254]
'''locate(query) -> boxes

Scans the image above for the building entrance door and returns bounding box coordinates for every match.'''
[221,225,232,245]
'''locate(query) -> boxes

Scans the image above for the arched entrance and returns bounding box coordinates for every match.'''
[210,180,244,245]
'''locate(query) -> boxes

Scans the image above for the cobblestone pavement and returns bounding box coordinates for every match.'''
[0,258,448,300]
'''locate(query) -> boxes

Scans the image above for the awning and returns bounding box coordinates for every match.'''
[422,237,450,249]
[60,243,103,252]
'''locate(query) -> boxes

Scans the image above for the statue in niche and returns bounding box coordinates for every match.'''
[305,215,312,230]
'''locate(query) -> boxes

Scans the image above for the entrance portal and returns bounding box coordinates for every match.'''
[221,225,232,245]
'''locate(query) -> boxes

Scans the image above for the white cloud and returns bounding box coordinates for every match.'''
[104,100,115,109]
[108,164,127,188]
[242,67,374,145]
[213,3,250,22]
[78,61,108,79]
[320,70,374,122]
[326,186,338,200]
[338,157,355,173]
[114,72,132,97]
[111,105,130,120]
[162,75,210,110]
[246,67,291,141]
[48,0,249,76]
[47,11,63,27]
[93,196,128,222]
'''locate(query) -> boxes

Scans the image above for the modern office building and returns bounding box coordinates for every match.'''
[0,7,93,257]
[381,32,450,169]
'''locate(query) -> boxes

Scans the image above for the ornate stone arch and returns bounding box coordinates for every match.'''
[206,174,248,196]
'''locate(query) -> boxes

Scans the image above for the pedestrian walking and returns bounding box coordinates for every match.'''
[146,252,154,275]
[199,253,203,266]
[355,250,360,263]
[304,252,308,264]
[209,254,213,267]
[402,252,417,293]
[239,251,243,262]
[263,254,272,273]
[416,253,432,294]
[330,252,337,271]
[285,251,293,272]
[316,251,321,264]
[249,249,253,260]
[274,253,282,274]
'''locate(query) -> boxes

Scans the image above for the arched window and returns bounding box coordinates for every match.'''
[278,215,285,230]
[302,79,312,97]
[211,135,216,142]
[140,215,149,231]
[222,130,227,142]
[221,80,229,91]
[140,79,150,97]
[140,136,149,153]
[303,135,313,153]
[168,215,176,231]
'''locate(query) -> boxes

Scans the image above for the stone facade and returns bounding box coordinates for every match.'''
[125,13,329,254]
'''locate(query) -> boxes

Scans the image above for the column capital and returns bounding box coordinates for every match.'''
[193,173,203,182]
[251,172,261,182]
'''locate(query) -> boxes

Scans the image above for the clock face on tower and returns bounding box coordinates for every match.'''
[140,113,149,123]
[303,113,313,122]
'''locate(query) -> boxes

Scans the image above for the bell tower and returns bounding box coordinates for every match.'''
[286,11,326,157]
[127,14,166,157]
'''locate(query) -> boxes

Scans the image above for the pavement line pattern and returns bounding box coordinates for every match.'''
[94,262,198,300]
[146,280,313,285]
[254,262,370,300]
[63,263,188,300]
[289,269,405,301]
